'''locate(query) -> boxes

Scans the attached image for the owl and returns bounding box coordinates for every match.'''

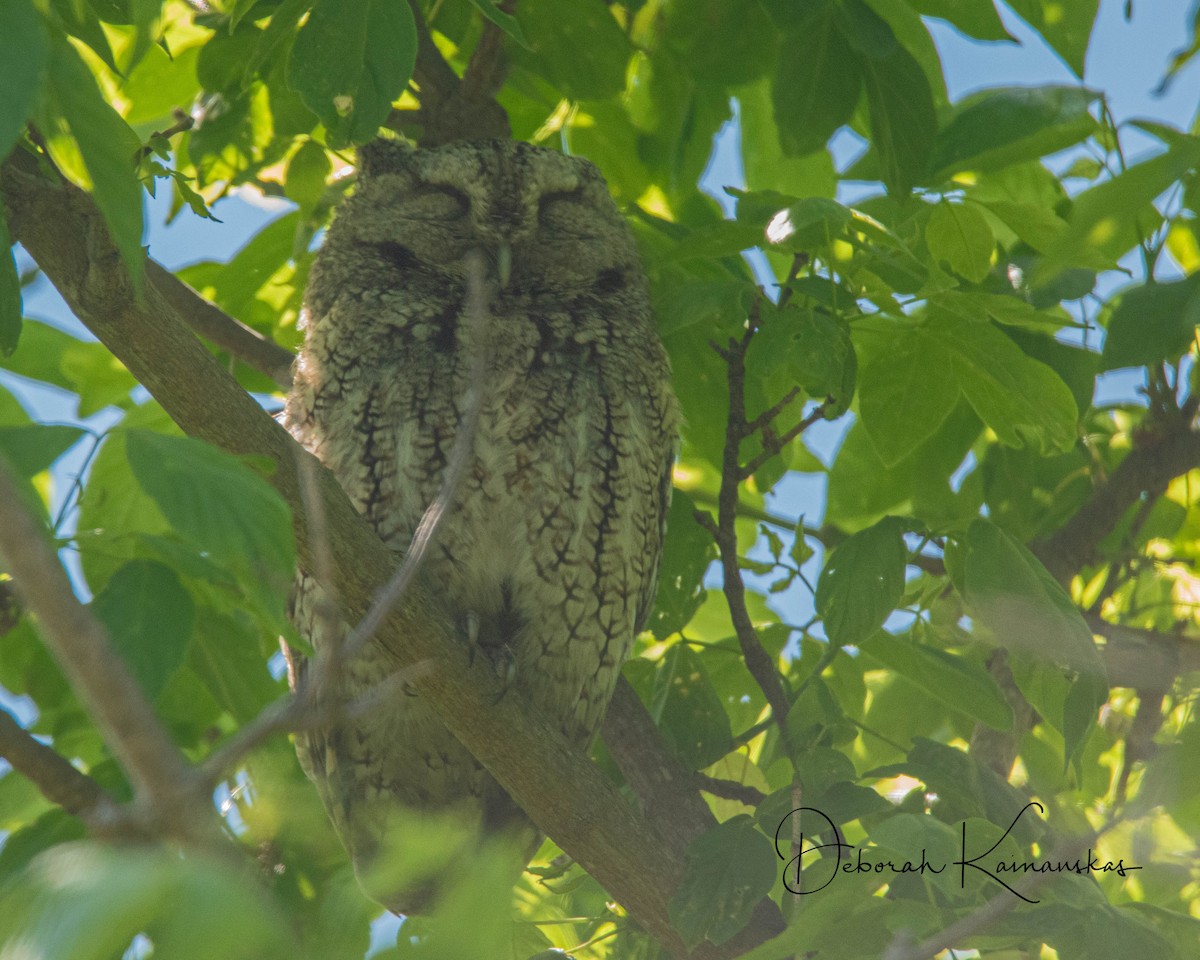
[282,139,678,912]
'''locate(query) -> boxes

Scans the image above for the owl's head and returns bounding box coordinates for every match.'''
[333,139,641,291]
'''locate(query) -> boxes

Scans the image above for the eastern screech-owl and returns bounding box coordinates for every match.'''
[283,139,677,911]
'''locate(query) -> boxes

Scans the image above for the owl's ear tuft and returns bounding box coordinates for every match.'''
[357,139,416,179]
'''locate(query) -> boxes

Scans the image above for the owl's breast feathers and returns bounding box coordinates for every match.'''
[283,139,678,911]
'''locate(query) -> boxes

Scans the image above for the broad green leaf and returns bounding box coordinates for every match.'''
[1006,0,1098,77]
[911,0,1011,41]
[857,324,958,467]
[91,559,194,702]
[0,0,47,162]
[976,199,1073,256]
[189,606,281,722]
[860,39,936,196]
[648,492,714,639]
[668,816,776,949]
[662,0,774,87]
[48,0,117,74]
[198,23,264,95]
[960,520,1106,761]
[932,290,1076,334]
[0,212,20,355]
[745,306,856,418]
[466,0,529,47]
[0,425,84,477]
[518,0,632,101]
[815,516,907,647]
[773,8,862,156]
[925,200,995,283]
[42,36,144,284]
[930,86,1100,181]
[1034,141,1200,283]
[653,279,755,338]
[738,80,837,199]
[122,43,203,128]
[930,310,1078,454]
[0,318,137,416]
[123,430,295,629]
[285,139,331,215]
[286,0,416,148]
[859,630,1013,730]
[651,644,733,769]
[6,843,296,960]
[1101,278,1200,371]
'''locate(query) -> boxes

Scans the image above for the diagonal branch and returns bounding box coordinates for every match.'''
[1033,424,1200,583]
[0,706,115,826]
[0,464,218,844]
[146,260,295,388]
[1,148,781,960]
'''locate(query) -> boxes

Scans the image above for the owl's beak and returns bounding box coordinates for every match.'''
[495,242,512,288]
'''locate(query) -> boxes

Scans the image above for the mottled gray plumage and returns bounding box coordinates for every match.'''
[283,139,677,911]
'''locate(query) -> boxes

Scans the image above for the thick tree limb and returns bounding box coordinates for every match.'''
[0,465,215,843]
[406,0,510,145]
[1,149,782,960]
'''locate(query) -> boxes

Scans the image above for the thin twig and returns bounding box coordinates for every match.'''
[692,772,767,807]
[708,335,793,734]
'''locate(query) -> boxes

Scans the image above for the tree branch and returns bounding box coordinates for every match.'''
[1033,424,1200,583]
[405,0,510,145]
[145,260,295,388]
[0,463,216,844]
[1,147,780,960]
[0,706,116,826]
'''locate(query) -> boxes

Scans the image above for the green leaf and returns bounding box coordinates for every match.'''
[648,492,714,639]
[651,644,733,769]
[773,8,862,156]
[0,0,48,162]
[48,0,118,74]
[43,36,144,284]
[1101,278,1200,371]
[925,200,995,283]
[123,430,294,631]
[815,516,907,647]
[1034,141,1200,284]
[1006,0,1098,77]
[960,519,1106,760]
[0,425,84,477]
[859,630,1013,730]
[976,198,1073,256]
[0,212,20,355]
[857,325,958,467]
[286,0,416,148]
[285,139,331,215]
[930,310,1078,455]
[930,86,1100,181]
[911,0,1012,41]
[654,279,755,338]
[738,79,837,199]
[91,560,194,702]
[466,0,529,47]
[668,816,776,949]
[861,39,936,195]
[0,319,138,415]
[745,306,856,417]
[7,843,296,960]
[517,0,632,100]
